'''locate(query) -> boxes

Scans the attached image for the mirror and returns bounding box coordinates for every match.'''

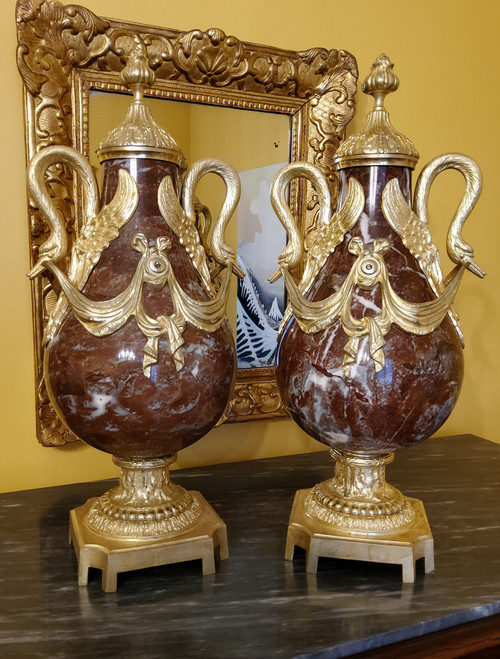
[16,0,358,445]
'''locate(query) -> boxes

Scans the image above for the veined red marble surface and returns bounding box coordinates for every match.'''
[46,158,235,458]
[277,165,463,454]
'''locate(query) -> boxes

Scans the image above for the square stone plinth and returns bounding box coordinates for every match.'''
[285,488,434,583]
[69,492,228,592]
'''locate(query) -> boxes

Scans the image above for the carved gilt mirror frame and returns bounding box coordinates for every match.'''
[16,0,358,446]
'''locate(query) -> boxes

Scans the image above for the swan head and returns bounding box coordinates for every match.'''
[449,235,485,278]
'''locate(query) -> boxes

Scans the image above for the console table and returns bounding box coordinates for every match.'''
[1,434,499,657]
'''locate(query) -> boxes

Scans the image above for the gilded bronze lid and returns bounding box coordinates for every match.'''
[96,41,185,166]
[334,54,419,170]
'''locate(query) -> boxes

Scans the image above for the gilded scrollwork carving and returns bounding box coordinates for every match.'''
[16,0,111,149]
[170,28,249,86]
[227,371,285,420]
[16,0,357,443]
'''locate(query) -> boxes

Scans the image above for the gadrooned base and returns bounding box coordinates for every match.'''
[69,492,228,592]
[285,488,434,583]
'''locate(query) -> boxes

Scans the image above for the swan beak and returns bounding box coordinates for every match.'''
[467,258,486,278]
[28,259,48,279]
[232,263,245,279]
[268,267,282,283]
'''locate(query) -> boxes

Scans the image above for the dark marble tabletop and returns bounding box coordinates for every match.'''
[0,434,499,658]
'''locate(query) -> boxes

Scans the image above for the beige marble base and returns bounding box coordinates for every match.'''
[285,488,434,583]
[69,492,228,592]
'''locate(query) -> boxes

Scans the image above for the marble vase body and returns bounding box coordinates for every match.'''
[276,164,463,454]
[45,157,235,458]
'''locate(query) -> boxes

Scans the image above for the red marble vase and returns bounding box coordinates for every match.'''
[274,54,483,579]
[45,156,236,459]
[276,164,464,455]
[26,46,239,586]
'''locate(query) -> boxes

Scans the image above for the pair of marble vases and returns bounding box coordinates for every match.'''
[28,52,483,590]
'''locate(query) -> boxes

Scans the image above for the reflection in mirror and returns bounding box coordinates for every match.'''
[90,91,289,370]
[236,163,286,368]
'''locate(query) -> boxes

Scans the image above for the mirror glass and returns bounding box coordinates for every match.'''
[90,91,290,369]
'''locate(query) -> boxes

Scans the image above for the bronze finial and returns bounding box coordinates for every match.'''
[362,54,399,111]
[121,38,156,103]
[334,54,419,170]
[96,37,184,165]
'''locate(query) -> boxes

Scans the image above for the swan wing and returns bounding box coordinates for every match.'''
[300,177,364,295]
[158,175,213,292]
[69,168,138,289]
[382,178,444,295]
[45,169,138,344]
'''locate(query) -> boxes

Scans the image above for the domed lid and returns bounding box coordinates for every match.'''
[96,40,185,166]
[334,54,419,170]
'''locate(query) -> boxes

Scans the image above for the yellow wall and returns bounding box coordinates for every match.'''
[2,0,499,492]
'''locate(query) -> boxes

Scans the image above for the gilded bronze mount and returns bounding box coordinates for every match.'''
[69,454,228,592]
[285,449,434,583]
[304,450,416,534]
